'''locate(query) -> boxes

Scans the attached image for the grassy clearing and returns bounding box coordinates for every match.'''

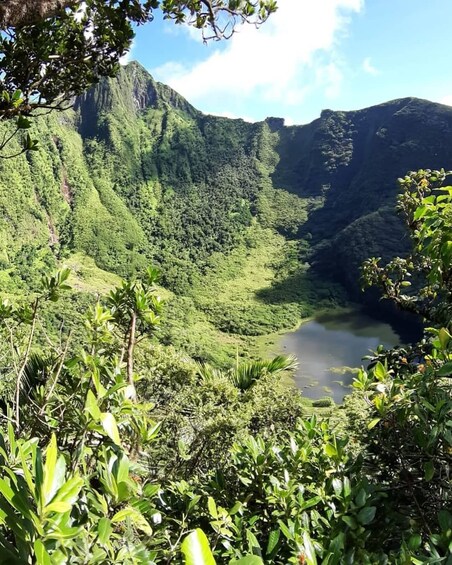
[63,253,122,294]
[175,224,346,363]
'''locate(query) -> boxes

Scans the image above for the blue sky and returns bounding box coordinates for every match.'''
[124,0,452,125]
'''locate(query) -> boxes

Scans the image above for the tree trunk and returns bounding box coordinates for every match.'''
[0,0,76,28]
[126,313,137,399]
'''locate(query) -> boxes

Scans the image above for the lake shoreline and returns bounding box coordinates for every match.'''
[279,306,407,403]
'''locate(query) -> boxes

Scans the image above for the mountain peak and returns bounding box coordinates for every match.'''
[75,61,198,138]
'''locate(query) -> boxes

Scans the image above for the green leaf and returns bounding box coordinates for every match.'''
[17,115,31,129]
[97,517,112,545]
[34,539,51,565]
[407,534,422,551]
[424,460,435,481]
[50,475,83,507]
[18,444,36,498]
[266,529,280,556]
[44,501,72,515]
[342,516,357,529]
[230,557,264,565]
[302,531,318,565]
[438,327,451,350]
[413,205,427,220]
[438,510,452,530]
[246,529,261,552]
[0,477,32,517]
[42,434,59,506]
[101,413,121,445]
[45,525,82,541]
[85,390,101,421]
[302,495,322,510]
[324,443,337,457]
[114,453,130,485]
[277,520,292,540]
[374,362,386,381]
[111,506,152,536]
[181,529,216,565]
[207,496,217,519]
[355,488,367,508]
[357,506,376,525]
[438,362,452,377]
[342,477,351,498]
[332,478,342,496]
[367,418,381,430]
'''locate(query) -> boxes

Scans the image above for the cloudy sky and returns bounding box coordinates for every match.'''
[127,0,452,124]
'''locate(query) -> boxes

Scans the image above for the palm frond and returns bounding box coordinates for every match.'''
[20,353,49,402]
[264,354,298,375]
[195,362,225,383]
[230,354,298,391]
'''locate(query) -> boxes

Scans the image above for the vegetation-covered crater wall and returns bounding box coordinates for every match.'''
[2,61,452,303]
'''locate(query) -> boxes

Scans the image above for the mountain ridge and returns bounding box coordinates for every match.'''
[2,62,452,308]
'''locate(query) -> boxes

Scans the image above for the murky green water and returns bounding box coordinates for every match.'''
[280,308,412,403]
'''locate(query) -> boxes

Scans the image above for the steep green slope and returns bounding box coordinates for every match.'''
[75,62,295,292]
[271,99,452,295]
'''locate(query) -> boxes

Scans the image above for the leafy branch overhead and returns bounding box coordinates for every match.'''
[362,168,452,325]
[0,0,276,156]
[0,0,277,101]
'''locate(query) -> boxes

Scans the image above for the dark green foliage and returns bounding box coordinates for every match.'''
[138,352,304,481]
[3,66,452,331]
[0,165,451,563]
[312,397,334,408]
[362,168,452,324]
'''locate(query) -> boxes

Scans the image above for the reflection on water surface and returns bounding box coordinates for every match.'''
[280,308,416,402]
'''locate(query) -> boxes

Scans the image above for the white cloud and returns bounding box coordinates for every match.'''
[152,0,363,118]
[362,56,379,76]
[439,95,452,106]
[316,61,343,99]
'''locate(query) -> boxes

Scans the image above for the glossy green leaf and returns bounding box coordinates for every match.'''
[34,539,51,565]
[85,390,101,420]
[97,517,113,545]
[181,529,216,565]
[101,412,121,445]
[374,362,386,381]
[324,443,337,457]
[357,506,376,525]
[42,434,59,506]
[0,476,32,518]
[207,496,217,518]
[44,500,71,514]
[50,475,83,508]
[302,531,318,565]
